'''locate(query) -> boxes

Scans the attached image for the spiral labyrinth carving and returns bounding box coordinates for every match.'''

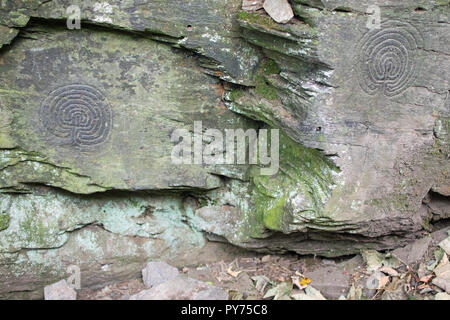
[357,21,423,97]
[40,84,112,149]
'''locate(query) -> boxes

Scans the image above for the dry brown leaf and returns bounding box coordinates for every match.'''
[295,270,305,277]
[417,283,430,290]
[380,266,399,277]
[379,276,390,288]
[227,266,242,278]
[419,274,433,283]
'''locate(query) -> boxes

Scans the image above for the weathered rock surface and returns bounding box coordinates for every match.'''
[44,279,76,300]
[392,236,432,266]
[142,261,180,288]
[0,0,449,298]
[129,275,228,300]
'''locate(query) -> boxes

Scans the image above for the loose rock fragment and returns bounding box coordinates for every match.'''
[263,0,294,24]
[432,254,450,294]
[392,236,432,266]
[242,0,264,11]
[432,277,450,294]
[439,236,450,256]
[142,261,180,288]
[44,280,77,300]
[435,292,450,300]
[380,266,399,277]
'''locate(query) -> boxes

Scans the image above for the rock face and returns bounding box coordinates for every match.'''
[0,0,449,298]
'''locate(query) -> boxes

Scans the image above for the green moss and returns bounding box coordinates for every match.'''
[237,11,285,32]
[229,88,245,101]
[239,130,339,237]
[261,59,280,75]
[263,195,286,231]
[254,74,278,100]
[20,214,54,245]
[0,213,10,231]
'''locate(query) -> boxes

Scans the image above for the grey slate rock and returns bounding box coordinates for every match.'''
[142,261,180,288]
[263,0,294,24]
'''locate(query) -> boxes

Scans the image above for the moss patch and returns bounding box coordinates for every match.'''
[241,130,339,236]
[0,213,10,231]
[238,11,285,32]
[254,74,278,100]
[261,59,280,75]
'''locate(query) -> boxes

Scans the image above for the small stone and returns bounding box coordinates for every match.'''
[263,0,294,24]
[142,261,179,288]
[44,280,77,300]
[361,250,384,272]
[392,236,432,266]
[419,288,433,294]
[261,255,271,263]
[439,237,450,256]
[434,254,450,279]
[418,263,428,278]
[432,278,450,294]
[435,292,450,300]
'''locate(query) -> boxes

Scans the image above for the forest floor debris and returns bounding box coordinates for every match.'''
[75,228,450,300]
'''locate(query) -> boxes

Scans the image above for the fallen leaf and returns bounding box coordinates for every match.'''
[292,276,311,289]
[419,274,433,283]
[379,276,390,288]
[380,266,399,277]
[300,277,311,287]
[347,284,363,300]
[227,266,242,278]
[251,275,271,292]
[229,290,244,300]
[295,270,305,277]
[263,281,292,300]
[417,283,430,290]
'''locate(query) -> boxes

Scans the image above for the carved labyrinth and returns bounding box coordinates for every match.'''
[357,21,423,97]
[40,84,112,149]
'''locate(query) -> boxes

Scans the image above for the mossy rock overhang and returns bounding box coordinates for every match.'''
[0,1,449,298]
